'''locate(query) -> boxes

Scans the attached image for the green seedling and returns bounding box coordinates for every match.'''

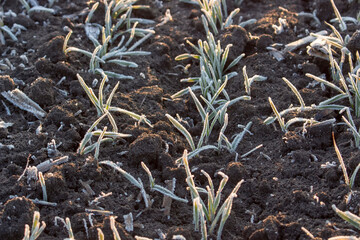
[38,172,47,202]
[54,216,74,240]
[77,110,132,157]
[306,51,360,117]
[332,204,360,230]
[0,18,18,45]
[179,0,240,34]
[182,150,244,240]
[77,73,152,157]
[18,0,55,15]
[86,1,154,37]
[97,228,105,240]
[110,216,121,240]
[333,132,360,190]
[188,81,251,125]
[64,28,153,79]
[264,77,316,132]
[330,0,347,31]
[165,113,218,164]
[166,113,196,151]
[217,113,254,160]
[87,0,153,24]
[141,162,188,203]
[174,32,244,99]
[22,211,46,240]
[340,107,360,149]
[64,0,155,79]
[197,0,240,35]
[242,66,268,95]
[100,160,187,209]
[266,96,328,133]
[331,204,360,240]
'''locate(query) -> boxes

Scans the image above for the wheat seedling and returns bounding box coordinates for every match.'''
[264,77,316,132]
[196,0,240,35]
[0,18,18,45]
[141,162,188,203]
[178,0,240,34]
[22,211,46,240]
[188,81,251,126]
[64,1,154,79]
[182,150,244,239]
[38,172,47,202]
[64,27,153,79]
[266,95,331,133]
[76,73,152,157]
[100,160,187,209]
[168,83,250,164]
[54,216,75,240]
[173,32,244,99]
[18,0,55,15]
[77,112,131,157]
[332,204,360,231]
[330,0,347,31]
[97,228,105,240]
[340,107,360,149]
[165,113,218,164]
[217,113,254,160]
[110,216,121,240]
[86,1,154,39]
[305,51,360,117]
[332,132,360,190]
[330,205,360,240]
[242,66,268,95]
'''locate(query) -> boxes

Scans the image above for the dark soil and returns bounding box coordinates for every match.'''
[0,0,360,239]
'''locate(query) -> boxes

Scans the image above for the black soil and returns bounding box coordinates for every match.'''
[0,0,360,239]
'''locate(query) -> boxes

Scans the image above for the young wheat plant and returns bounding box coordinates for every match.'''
[0,18,18,45]
[264,77,317,132]
[179,0,240,35]
[64,0,155,79]
[99,160,187,209]
[18,0,55,15]
[173,32,244,99]
[332,132,360,191]
[22,211,46,240]
[76,73,151,162]
[182,150,244,240]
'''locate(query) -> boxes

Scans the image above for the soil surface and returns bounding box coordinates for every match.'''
[0,0,360,239]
